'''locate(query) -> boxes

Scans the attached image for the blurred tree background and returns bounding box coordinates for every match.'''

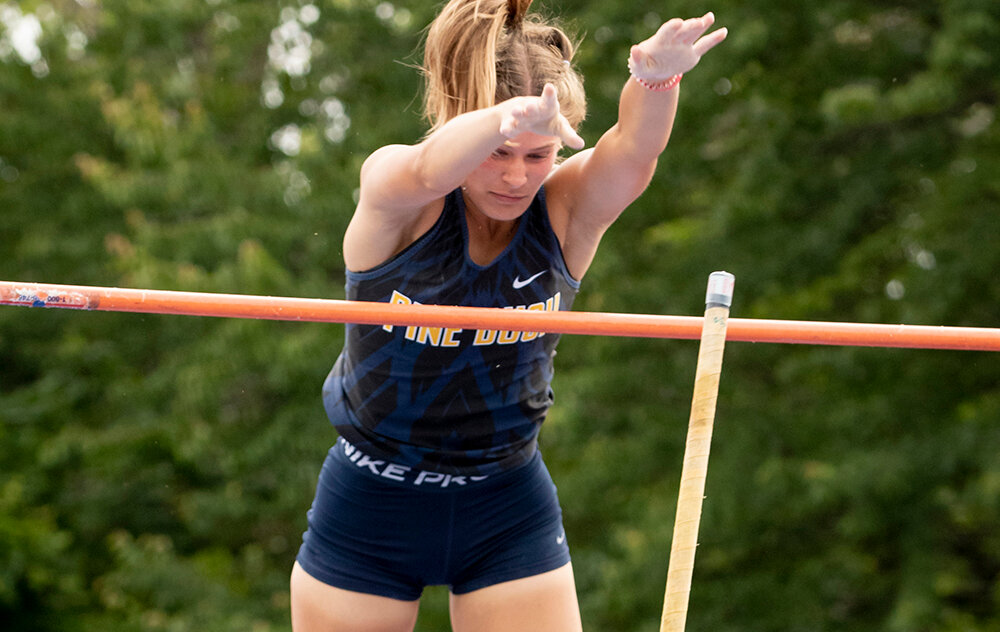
[1,0,997,630]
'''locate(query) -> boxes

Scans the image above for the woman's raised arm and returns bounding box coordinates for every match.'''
[546,12,727,278]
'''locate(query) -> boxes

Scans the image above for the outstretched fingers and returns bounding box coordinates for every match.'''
[693,25,729,57]
[541,84,584,149]
[500,99,543,138]
[558,120,585,150]
[654,17,684,40]
[499,109,521,138]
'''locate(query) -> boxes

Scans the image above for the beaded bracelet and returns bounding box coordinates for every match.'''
[633,73,683,92]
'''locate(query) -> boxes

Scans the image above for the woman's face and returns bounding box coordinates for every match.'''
[461,132,561,222]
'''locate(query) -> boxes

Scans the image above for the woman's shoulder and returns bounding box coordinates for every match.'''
[345,192,450,273]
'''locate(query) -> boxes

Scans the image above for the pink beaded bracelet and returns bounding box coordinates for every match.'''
[634,73,683,92]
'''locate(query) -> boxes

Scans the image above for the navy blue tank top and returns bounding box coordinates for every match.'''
[323,187,580,476]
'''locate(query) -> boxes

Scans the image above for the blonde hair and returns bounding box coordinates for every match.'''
[421,0,586,133]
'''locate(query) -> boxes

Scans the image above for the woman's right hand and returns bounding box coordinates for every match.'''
[498,83,585,150]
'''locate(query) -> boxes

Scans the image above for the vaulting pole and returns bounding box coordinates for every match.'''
[659,272,734,632]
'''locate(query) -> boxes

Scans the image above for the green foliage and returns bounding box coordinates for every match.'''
[2,0,999,630]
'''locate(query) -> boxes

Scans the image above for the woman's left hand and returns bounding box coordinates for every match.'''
[628,12,728,81]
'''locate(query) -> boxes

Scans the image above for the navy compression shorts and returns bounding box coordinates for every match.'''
[295,438,571,601]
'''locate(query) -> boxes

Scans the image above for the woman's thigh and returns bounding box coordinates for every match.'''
[291,561,420,632]
[448,562,582,632]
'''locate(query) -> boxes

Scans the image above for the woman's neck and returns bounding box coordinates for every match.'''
[463,192,520,265]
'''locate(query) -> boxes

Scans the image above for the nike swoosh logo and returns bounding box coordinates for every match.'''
[512,270,547,289]
[556,532,566,545]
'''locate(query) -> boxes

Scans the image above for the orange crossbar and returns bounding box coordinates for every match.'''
[2,280,999,351]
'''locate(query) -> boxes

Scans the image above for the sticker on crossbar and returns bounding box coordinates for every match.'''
[11,286,91,309]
